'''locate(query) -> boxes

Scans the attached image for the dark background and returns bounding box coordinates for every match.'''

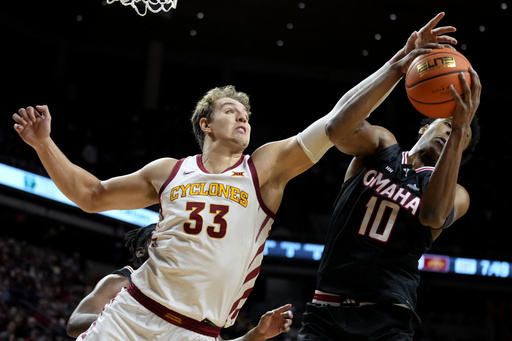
[1,1,511,340]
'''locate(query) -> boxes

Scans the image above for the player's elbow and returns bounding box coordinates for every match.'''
[80,203,102,214]
[418,210,447,229]
[420,217,445,229]
[66,320,80,338]
[325,117,344,145]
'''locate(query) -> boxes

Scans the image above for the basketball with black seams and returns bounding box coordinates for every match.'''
[405,48,472,118]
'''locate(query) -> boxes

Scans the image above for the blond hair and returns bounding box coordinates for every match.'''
[191,85,251,150]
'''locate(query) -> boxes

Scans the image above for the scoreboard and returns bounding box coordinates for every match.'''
[263,239,512,279]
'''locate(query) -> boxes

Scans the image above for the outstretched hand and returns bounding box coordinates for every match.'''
[390,12,458,74]
[13,105,52,149]
[404,12,457,54]
[255,303,293,339]
[391,12,457,68]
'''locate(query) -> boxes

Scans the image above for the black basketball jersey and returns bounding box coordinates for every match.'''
[317,144,434,310]
[112,265,135,283]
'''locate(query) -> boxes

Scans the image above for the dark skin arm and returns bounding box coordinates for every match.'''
[219,304,293,341]
[419,70,481,231]
[67,274,130,337]
[325,13,481,234]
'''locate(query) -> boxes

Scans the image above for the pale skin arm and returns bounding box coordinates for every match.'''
[219,304,293,341]
[67,274,130,337]
[12,105,176,213]
[249,13,458,214]
[327,12,457,153]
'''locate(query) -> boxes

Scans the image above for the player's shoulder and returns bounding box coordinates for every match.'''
[93,273,130,293]
[141,157,182,178]
[374,125,398,150]
[145,157,180,169]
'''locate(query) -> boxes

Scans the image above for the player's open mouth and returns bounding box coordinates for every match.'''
[435,137,446,147]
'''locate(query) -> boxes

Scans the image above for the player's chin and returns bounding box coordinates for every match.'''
[231,137,249,150]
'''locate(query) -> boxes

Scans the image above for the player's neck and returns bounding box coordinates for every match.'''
[201,150,243,174]
[407,149,436,169]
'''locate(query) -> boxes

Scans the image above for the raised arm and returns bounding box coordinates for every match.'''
[419,69,481,230]
[326,12,457,157]
[13,105,171,212]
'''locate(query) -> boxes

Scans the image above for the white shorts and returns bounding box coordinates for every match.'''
[76,288,218,341]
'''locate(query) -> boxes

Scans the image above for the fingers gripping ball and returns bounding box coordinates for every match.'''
[405,49,472,118]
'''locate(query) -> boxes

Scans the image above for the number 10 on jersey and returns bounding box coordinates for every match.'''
[358,196,400,243]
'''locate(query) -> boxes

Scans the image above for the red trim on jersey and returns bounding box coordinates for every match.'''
[159,158,185,198]
[127,284,221,337]
[255,216,271,242]
[415,166,435,173]
[195,154,245,173]
[158,158,186,221]
[313,292,341,304]
[247,157,276,219]
[402,151,435,173]
[227,240,267,321]
[402,151,408,164]
[244,266,261,285]
[228,287,254,319]
[246,243,266,275]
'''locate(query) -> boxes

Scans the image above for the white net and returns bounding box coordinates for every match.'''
[106,0,178,16]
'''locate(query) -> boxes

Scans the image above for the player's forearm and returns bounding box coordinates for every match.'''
[330,61,394,116]
[419,129,466,227]
[67,313,99,337]
[223,327,267,341]
[326,65,403,144]
[298,59,402,164]
[33,137,102,212]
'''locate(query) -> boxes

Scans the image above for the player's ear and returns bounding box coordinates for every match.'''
[418,124,430,135]
[200,117,211,133]
[136,247,146,259]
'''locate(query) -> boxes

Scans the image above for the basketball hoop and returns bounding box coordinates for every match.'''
[106,0,178,16]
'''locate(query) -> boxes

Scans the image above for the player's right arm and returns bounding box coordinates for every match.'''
[326,12,456,160]
[67,274,130,337]
[13,105,176,212]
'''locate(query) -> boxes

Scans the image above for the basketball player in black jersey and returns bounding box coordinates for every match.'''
[298,13,481,341]
[67,223,157,337]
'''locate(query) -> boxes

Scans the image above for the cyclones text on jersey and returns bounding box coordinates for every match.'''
[169,182,249,207]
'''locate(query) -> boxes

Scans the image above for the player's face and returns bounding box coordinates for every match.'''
[208,98,251,149]
[419,117,472,157]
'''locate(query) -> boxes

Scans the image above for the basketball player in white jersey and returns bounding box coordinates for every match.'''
[12,13,456,340]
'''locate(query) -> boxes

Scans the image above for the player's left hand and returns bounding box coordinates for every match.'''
[255,303,293,338]
[450,67,481,131]
[404,12,457,55]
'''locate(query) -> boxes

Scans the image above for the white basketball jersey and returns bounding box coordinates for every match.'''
[131,155,275,327]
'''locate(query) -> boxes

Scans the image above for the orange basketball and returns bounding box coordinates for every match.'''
[405,48,471,118]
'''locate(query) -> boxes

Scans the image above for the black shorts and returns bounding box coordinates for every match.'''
[298,302,415,341]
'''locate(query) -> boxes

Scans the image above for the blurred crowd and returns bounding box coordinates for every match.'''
[0,237,80,341]
[0,227,510,340]
[0,235,301,341]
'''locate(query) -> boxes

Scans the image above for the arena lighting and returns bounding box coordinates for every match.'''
[0,162,159,227]
[1,162,510,279]
[263,241,512,279]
